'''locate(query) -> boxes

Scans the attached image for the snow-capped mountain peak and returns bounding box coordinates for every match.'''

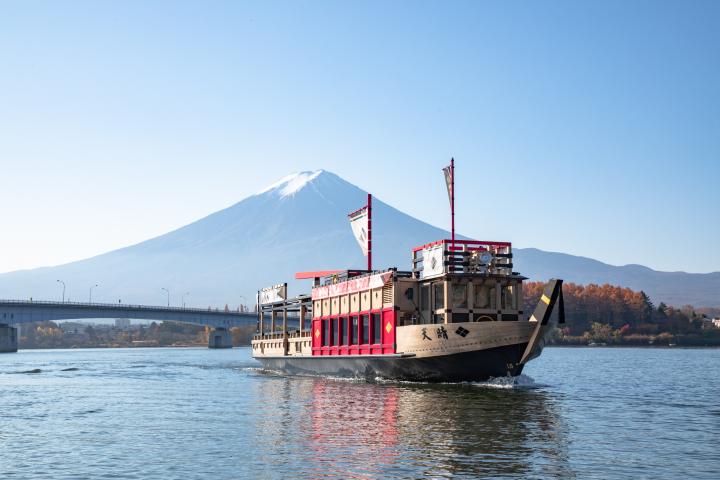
[0,169,716,308]
[257,170,325,197]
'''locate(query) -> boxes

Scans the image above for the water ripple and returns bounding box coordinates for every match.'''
[0,347,718,479]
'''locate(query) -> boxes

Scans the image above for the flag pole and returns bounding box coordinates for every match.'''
[451,157,455,250]
[368,193,372,272]
[367,193,372,271]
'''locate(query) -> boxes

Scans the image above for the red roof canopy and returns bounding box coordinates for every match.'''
[295,270,344,280]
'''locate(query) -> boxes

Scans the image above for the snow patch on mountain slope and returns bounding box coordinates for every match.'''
[256,170,324,197]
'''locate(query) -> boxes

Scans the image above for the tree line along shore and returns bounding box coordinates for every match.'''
[14,282,720,349]
[524,282,720,347]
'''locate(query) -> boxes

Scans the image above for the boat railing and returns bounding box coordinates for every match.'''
[253,330,310,341]
[316,267,399,286]
[412,239,514,279]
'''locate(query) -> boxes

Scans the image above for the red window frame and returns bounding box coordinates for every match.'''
[312,308,395,356]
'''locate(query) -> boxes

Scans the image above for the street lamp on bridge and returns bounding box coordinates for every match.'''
[56,279,66,303]
[89,284,99,303]
[239,295,246,312]
[182,292,190,309]
[161,287,170,307]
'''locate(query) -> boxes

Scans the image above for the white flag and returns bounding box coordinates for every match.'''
[443,165,453,206]
[348,207,369,256]
[258,284,287,305]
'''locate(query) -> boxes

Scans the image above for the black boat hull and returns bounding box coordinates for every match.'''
[255,342,529,382]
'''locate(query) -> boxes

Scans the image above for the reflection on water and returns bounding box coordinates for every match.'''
[254,375,573,478]
[3,347,719,479]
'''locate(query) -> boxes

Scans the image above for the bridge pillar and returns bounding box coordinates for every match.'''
[208,327,233,349]
[0,324,18,353]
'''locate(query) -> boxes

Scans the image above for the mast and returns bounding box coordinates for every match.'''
[451,157,455,250]
[367,193,372,271]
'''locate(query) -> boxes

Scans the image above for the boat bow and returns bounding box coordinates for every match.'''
[519,279,565,365]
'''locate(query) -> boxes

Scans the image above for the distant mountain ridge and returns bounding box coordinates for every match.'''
[0,170,717,308]
[515,248,720,307]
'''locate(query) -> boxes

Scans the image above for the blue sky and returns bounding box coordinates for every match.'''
[1,0,718,274]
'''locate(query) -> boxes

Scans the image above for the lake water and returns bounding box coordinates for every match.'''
[1,347,718,479]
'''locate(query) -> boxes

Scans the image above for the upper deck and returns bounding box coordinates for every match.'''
[412,239,514,279]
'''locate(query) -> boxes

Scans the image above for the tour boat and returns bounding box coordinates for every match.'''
[251,161,564,382]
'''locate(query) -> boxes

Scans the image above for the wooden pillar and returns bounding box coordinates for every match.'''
[299,304,306,333]
[282,308,288,356]
[517,282,523,316]
[259,310,264,336]
[444,279,451,324]
[467,281,475,317]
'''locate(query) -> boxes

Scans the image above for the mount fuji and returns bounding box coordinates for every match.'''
[0,170,718,308]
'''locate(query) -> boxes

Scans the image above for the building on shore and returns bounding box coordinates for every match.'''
[115,318,131,329]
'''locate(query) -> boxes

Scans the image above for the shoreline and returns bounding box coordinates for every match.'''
[7,343,719,352]
[549,344,720,349]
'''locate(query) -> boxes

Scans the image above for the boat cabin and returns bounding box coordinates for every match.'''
[252,239,525,357]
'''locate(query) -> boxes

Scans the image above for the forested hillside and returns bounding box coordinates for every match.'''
[524,282,720,345]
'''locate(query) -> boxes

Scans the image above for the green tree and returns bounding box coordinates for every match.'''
[589,322,613,343]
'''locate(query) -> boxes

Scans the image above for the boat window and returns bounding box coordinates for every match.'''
[351,316,358,344]
[501,284,517,309]
[321,320,327,346]
[361,314,369,344]
[433,283,445,310]
[474,282,496,309]
[372,313,381,344]
[420,285,429,311]
[324,319,331,346]
[419,285,431,324]
[453,283,467,308]
[341,317,348,345]
[332,318,339,346]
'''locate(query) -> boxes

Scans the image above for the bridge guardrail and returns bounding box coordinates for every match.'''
[0,299,255,316]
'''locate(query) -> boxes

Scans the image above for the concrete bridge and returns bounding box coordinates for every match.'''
[0,299,259,352]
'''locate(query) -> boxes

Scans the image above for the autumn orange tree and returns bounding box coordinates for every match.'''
[523,281,701,336]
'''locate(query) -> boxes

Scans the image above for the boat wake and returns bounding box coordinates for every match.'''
[472,374,540,389]
[368,373,542,388]
[248,369,545,389]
